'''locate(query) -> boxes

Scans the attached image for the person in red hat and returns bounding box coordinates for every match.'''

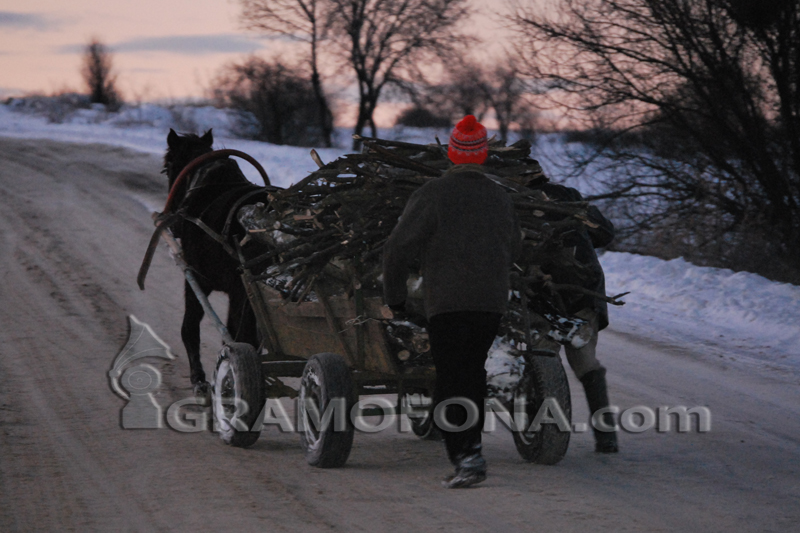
[383,115,521,488]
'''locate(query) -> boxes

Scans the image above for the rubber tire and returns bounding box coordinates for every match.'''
[212,342,265,448]
[510,354,572,465]
[400,392,442,441]
[299,353,356,468]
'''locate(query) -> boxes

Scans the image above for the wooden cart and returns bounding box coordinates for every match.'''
[238,265,442,467]
[144,139,577,468]
[153,215,571,468]
[195,247,571,468]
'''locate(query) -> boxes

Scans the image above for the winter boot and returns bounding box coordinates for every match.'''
[442,444,487,488]
[580,368,619,453]
[442,451,487,488]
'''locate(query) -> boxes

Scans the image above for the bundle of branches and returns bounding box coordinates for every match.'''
[238,135,626,348]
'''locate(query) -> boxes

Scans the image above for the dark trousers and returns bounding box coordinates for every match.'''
[428,311,502,465]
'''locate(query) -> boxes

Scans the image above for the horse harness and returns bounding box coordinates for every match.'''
[137,150,275,290]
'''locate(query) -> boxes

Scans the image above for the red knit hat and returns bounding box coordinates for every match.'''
[448,115,488,165]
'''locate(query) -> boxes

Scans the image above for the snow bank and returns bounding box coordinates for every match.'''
[603,252,800,373]
[0,103,350,188]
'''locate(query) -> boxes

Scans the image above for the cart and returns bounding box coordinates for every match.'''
[137,135,598,468]
[153,221,572,468]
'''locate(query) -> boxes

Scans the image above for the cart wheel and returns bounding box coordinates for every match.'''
[212,342,265,448]
[299,353,356,468]
[510,354,571,465]
[400,392,442,441]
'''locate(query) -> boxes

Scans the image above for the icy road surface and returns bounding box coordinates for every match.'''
[0,137,798,532]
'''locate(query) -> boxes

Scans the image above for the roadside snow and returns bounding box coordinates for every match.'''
[0,103,349,188]
[602,252,800,376]
[2,101,797,378]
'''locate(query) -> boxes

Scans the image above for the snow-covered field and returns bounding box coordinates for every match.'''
[1,101,797,380]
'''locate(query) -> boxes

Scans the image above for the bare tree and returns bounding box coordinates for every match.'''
[422,58,493,123]
[327,0,471,149]
[403,56,539,142]
[211,57,327,146]
[481,60,539,142]
[239,0,334,147]
[511,0,800,278]
[81,39,121,109]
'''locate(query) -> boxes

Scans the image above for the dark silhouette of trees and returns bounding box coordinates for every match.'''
[239,0,334,147]
[416,59,492,124]
[511,0,800,279]
[211,57,328,146]
[394,106,451,129]
[402,56,540,142]
[239,0,471,149]
[326,0,471,149]
[81,39,121,109]
[482,60,539,142]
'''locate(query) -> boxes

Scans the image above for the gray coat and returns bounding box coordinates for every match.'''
[382,165,521,319]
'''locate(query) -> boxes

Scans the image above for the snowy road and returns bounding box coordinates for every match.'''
[0,137,798,532]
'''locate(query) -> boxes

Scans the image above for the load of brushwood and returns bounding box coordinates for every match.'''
[237,134,626,361]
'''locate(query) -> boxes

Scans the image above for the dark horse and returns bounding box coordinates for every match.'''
[162,128,268,396]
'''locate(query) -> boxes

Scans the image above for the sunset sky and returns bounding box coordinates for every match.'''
[0,0,513,124]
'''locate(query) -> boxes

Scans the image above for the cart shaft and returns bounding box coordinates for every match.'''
[161,228,234,345]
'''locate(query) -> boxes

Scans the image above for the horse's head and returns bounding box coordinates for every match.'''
[163,128,214,194]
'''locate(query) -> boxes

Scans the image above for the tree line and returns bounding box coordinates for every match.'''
[78,0,800,280]
[511,0,800,281]
[79,1,541,150]
[228,0,539,149]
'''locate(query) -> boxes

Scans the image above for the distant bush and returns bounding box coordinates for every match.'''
[395,106,451,129]
[562,128,607,145]
[611,222,800,285]
[560,123,800,283]
[562,128,644,149]
[210,57,330,147]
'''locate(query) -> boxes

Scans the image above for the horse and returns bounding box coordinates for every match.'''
[160,128,270,396]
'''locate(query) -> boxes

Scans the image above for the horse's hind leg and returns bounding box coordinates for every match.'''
[182,280,210,396]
